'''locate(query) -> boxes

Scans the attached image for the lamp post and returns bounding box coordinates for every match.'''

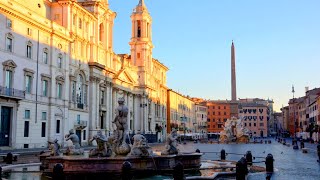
[292,85,298,149]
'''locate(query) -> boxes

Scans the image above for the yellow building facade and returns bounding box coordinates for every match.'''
[167,90,196,135]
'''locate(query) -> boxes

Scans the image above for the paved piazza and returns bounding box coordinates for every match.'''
[172,139,320,180]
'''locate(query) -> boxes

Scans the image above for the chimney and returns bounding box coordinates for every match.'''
[305,86,309,93]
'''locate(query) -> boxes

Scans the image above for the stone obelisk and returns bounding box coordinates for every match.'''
[230,41,238,118]
[231,40,237,101]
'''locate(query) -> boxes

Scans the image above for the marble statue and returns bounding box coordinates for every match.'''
[129,130,153,157]
[162,128,179,155]
[112,97,131,155]
[48,139,60,156]
[89,130,112,157]
[64,129,84,155]
[219,117,250,143]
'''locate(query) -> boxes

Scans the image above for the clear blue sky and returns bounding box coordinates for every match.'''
[110,0,320,111]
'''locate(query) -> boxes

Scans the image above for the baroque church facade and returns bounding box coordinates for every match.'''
[0,0,168,149]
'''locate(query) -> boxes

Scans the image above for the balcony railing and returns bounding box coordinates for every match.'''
[0,86,25,100]
[74,120,87,130]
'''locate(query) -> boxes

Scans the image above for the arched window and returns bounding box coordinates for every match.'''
[76,74,87,108]
[76,74,84,104]
[99,23,104,41]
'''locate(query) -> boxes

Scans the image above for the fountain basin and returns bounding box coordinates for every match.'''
[40,153,202,176]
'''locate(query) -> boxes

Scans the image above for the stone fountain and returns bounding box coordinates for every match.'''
[219,117,250,143]
[40,98,202,178]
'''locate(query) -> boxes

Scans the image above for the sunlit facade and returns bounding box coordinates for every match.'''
[0,0,168,149]
[195,103,207,136]
[238,103,268,137]
[166,90,196,135]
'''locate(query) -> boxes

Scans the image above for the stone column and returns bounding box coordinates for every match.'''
[105,82,110,133]
[96,80,100,130]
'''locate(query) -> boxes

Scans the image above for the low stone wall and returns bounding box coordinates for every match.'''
[40,153,202,176]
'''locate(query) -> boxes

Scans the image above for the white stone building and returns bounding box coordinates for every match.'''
[0,0,168,149]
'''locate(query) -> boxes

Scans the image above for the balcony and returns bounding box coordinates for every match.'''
[77,103,84,109]
[74,120,87,130]
[0,86,25,100]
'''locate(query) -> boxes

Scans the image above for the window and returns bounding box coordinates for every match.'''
[42,80,48,96]
[6,18,12,28]
[218,124,222,128]
[41,122,46,137]
[54,14,60,20]
[73,14,76,26]
[212,118,215,122]
[57,83,62,99]
[260,123,264,127]
[27,28,32,36]
[25,110,30,119]
[137,20,141,37]
[57,54,62,68]
[244,123,247,126]
[5,70,12,89]
[26,41,32,58]
[224,112,226,115]
[42,112,47,120]
[83,130,86,140]
[25,75,32,93]
[72,81,76,102]
[249,123,251,127]
[208,125,210,128]
[213,112,215,115]
[24,121,29,137]
[86,22,89,32]
[99,23,104,41]
[100,90,104,105]
[6,33,14,52]
[79,18,82,29]
[76,74,87,107]
[218,112,221,115]
[207,118,210,122]
[254,123,256,127]
[56,120,60,134]
[218,106,220,109]
[43,49,48,64]
[224,106,226,109]
[77,115,80,124]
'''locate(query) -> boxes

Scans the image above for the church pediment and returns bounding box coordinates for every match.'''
[114,68,135,84]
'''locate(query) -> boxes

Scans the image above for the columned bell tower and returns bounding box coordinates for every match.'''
[129,0,153,78]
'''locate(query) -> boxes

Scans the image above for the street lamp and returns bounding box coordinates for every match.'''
[292,85,298,149]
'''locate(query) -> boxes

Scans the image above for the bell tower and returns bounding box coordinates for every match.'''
[129,0,153,71]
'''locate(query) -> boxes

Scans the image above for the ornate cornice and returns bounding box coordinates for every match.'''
[88,62,105,71]
[2,60,17,71]
[89,76,101,83]
[56,75,65,83]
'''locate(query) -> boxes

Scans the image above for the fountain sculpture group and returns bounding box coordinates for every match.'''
[219,117,250,143]
[40,98,201,177]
